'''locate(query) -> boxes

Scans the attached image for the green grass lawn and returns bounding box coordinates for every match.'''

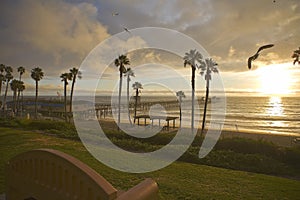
[1,127,300,199]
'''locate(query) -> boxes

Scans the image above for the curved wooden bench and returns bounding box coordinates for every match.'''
[6,149,158,200]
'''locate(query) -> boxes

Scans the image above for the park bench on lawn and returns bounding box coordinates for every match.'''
[6,149,158,200]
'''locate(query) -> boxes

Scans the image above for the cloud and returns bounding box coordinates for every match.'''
[228,46,236,58]
[80,35,148,80]
[0,0,109,76]
[1,0,300,94]
[23,82,62,96]
[96,0,299,73]
[160,0,300,72]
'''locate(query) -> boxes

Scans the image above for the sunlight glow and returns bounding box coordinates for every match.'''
[256,63,293,95]
[266,96,284,117]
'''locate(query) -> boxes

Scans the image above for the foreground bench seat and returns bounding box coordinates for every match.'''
[6,149,158,200]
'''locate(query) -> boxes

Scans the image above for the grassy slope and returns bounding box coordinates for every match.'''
[1,127,300,199]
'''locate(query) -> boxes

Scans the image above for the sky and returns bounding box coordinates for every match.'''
[0,0,300,96]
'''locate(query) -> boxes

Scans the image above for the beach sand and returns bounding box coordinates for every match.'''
[98,118,300,147]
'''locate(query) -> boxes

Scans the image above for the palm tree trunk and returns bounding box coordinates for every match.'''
[64,81,67,122]
[13,90,17,114]
[17,75,22,116]
[133,88,138,124]
[191,67,195,132]
[70,76,76,113]
[17,90,21,115]
[179,96,182,128]
[0,82,2,114]
[118,71,123,129]
[35,80,38,119]
[2,80,9,112]
[21,91,23,117]
[127,77,132,125]
[0,82,2,97]
[201,77,210,137]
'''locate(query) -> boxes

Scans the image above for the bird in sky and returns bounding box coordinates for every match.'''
[248,44,274,69]
[122,26,131,34]
[112,12,119,16]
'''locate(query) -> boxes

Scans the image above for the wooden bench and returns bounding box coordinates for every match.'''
[134,115,178,130]
[6,149,158,200]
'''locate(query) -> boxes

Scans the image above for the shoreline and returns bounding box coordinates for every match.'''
[98,119,300,147]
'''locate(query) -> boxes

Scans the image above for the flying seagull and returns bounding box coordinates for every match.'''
[122,26,131,34]
[248,44,274,69]
[112,12,119,16]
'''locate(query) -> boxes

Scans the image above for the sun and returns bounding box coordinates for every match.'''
[256,63,293,95]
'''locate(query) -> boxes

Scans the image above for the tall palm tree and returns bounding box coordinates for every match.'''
[17,81,25,116]
[10,79,19,114]
[69,67,82,113]
[176,91,186,128]
[17,66,25,114]
[132,81,143,123]
[2,66,13,112]
[31,67,44,119]
[184,49,203,131]
[60,72,72,122]
[0,64,5,97]
[199,58,219,135]
[124,67,135,125]
[114,55,130,128]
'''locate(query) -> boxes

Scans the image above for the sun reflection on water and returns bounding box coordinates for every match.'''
[265,96,286,128]
[266,96,284,117]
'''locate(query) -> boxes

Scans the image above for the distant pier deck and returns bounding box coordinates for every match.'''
[94,100,181,119]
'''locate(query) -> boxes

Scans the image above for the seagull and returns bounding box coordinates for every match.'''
[112,12,119,16]
[248,44,274,69]
[122,26,131,34]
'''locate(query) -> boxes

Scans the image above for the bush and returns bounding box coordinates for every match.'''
[1,118,299,178]
[215,137,283,158]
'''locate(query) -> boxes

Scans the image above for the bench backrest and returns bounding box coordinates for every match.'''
[6,149,118,200]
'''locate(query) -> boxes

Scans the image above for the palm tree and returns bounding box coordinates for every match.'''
[17,81,25,116]
[10,79,19,114]
[114,55,130,128]
[69,67,82,113]
[124,67,135,125]
[60,72,72,122]
[17,66,25,114]
[199,58,218,135]
[31,67,44,119]
[292,47,300,65]
[0,64,5,97]
[176,91,186,128]
[17,66,25,80]
[184,49,203,131]
[132,81,143,123]
[2,66,13,112]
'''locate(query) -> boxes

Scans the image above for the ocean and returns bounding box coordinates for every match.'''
[93,95,300,137]
[223,96,300,136]
[21,95,300,137]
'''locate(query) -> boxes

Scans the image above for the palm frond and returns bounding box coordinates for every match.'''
[132,81,143,89]
[176,91,186,98]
